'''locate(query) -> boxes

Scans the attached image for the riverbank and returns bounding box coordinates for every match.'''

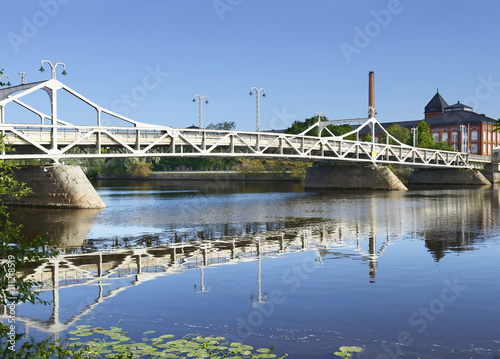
[99,170,304,181]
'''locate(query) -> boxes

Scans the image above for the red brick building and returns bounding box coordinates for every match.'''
[371,91,498,155]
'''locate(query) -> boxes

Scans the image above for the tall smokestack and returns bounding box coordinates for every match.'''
[368,71,375,118]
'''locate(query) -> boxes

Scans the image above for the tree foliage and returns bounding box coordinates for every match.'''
[285,115,356,140]
[405,120,454,151]
[237,159,311,179]
[381,123,410,145]
[206,121,235,130]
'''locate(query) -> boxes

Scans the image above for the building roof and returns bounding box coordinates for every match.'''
[396,110,496,129]
[444,101,473,112]
[354,110,496,136]
[425,91,449,114]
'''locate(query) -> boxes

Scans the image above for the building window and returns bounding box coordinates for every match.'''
[441,132,448,142]
[452,132,458,142]
[484,130,487,140]
[433,133,439,142]
[452,143,459,151]
[471,143,478,154]
[489,131,492,141]
[483,143,486,154]
[471,130,478,141]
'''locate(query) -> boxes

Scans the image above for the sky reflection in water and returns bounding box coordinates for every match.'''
[9,181,500,358]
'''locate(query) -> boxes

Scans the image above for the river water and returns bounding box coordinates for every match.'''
[8,180,500,358]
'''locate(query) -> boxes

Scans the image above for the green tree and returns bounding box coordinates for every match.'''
[382,123,410,145]
[285,115,320,136]
[406,120,434,149]
[285,115,356,140]
[363,133,372,142]
[494,119,500,132]
[206,121,235,130]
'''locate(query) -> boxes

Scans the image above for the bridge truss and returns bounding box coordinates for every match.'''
[0,78,489,168]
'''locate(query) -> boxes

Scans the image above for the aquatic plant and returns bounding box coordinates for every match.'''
[7,324,288,358]
[333,345,363,358]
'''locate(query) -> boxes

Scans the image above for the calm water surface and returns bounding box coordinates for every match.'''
[9,180,500,358]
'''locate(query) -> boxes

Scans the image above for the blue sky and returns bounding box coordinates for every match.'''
[2,0,500,131]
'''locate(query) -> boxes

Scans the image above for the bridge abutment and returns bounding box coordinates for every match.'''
[409,169,491,186]
[6,164,106,209]
[305,165,408,191]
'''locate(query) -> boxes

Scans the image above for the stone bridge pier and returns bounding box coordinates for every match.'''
[7,164,106,209]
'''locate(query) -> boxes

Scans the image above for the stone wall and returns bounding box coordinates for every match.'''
[305,165,408,190]
[6,165,106,209]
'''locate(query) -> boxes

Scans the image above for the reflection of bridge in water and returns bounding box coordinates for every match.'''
[3,186,500,339]
[6,219,393,340]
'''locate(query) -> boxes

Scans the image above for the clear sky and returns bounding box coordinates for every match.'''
[2,0,500,131]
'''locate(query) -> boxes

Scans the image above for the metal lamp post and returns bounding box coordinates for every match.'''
[19,72,27,85]
[0,75,11,87]
[249,87,266,132]
[39,60,67,79]
[192,94,208,128]
[315,112,324,136]
[411,127,418,147]
[459,124,467,153]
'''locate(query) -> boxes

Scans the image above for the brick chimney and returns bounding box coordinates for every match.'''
[368,71,375,118]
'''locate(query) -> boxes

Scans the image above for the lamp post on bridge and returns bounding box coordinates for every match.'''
[0,75,11,87]
[459,124,468,153]
[249,87,266,132]
[411,127,418,147]
[39,60,67,154]
[192,94,208,128]
[39,60,67,79]
[315,112,324,136]
[19,72,26,85]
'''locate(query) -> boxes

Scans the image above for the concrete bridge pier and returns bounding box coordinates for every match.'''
[7,164,106,209]
[305,165,408,191]
[409,168,491,186]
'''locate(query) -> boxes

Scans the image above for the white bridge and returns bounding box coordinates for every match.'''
[0,78,490,168]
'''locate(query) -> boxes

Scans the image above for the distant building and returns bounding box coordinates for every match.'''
[363,91,499,156]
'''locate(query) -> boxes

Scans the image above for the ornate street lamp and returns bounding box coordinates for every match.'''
[249,87,266,132]
[39,60,67,79]
[192,94,208,128]
[0,75,11,87]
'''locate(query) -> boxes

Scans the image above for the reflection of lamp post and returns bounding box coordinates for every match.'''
[39,60,67,79]
[251,239,267,307]
[249,87,266,132]
[192,94,208,128]
[195,247,210,293]
[0,75,11,87]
